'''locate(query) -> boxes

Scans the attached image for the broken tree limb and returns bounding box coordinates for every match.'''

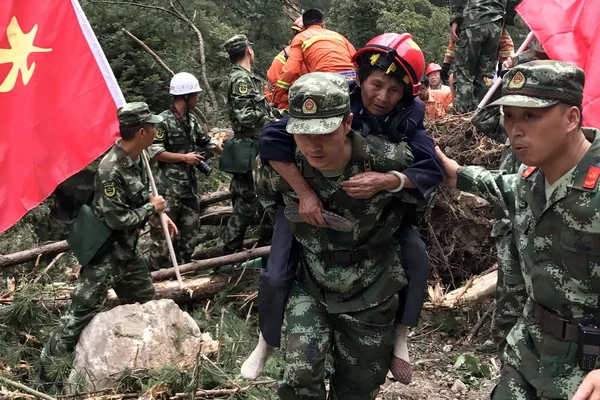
[191,238,258,260]
[0,274,238,308]
[152,246,270,281]
[423,269,498,309]
[121,28,173,75]
[0,376,56,400]
[199,205,232,224]
[0,191,231,269]
[0,241,69,270]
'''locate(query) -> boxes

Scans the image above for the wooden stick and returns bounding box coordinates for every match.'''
[151,246,270,281]
[121,29,173,75]
[142,150,184,289]
[0,376,56,400]
[32,252,66,284]
[464,301,495,343]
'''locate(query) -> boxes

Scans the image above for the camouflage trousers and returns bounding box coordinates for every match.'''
[278,284,398,400]
[454,20,503,113]
[491,304,587,400]
[223,172,272,253]
[40,253,154,364]
[490,218,524,357]
[147,195,199,270]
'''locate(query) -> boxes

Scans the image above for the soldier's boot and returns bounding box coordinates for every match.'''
[389,324,412,384]
[241,332,275,380]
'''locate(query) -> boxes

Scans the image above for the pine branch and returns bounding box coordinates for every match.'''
[0,376,56,400]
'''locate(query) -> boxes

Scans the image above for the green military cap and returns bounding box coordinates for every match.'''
[286,72,350,135]
[223,34,251,56]
[490,60,585,108]
[117,102,163,127]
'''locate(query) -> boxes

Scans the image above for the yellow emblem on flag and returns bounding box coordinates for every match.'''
[238,83,248,94]
[0,16,53,93]
[104,183,116,197]
[155,128,165,139]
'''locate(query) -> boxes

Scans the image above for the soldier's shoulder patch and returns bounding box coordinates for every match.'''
[103,182,116,197]
[583,166,600,189]
[238,82,248,94]
[156,127,165,139]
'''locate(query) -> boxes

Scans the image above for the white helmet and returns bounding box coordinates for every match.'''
[169,72,202,95]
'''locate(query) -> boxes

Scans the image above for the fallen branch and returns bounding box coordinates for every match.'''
[191,238,258,260]
[464,301,495,344]
[33,252,66,284]
[152,246,270,281]
[0,376,56,400]
[423,269,498,309]
[121,28,173,75]
[0,191,231,269]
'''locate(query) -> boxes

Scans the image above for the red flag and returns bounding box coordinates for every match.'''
[517,0,600,130]
[0,0,125,233]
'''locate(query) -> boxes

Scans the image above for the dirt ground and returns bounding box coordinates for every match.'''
[380,307,499,400]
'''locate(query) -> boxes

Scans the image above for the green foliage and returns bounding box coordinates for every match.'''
[453,354,492,387]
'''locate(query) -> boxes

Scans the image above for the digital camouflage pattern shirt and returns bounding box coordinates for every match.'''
[457,128,600,398]
[149,108,217,198]
[226,64,281,137]
[92,142,156,261]
[255,131,417,313]
[449,0,506,29]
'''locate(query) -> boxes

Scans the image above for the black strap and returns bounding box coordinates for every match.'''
[320,241,392,265]
[531,302,579,342]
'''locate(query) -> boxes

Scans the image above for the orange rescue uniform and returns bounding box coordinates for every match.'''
[273,25,356,106]
[264,46,307,109]
[425,85,453,120]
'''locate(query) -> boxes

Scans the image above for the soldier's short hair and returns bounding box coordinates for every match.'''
[302,9,324,27]
[120,124,143,141]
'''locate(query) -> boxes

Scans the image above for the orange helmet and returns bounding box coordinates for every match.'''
[425,63,442,75]
[291,16,303,33]
[352,33,425,96]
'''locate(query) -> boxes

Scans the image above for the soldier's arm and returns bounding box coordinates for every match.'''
[95,172,156,230]
[273,39,303,105]
[230,75,274,131]
[456,166,518,216]
[448,0,466,25]
[195,124,222,155]
[147,120,168,159]
[398,101,444,198]
[471,106,507,144]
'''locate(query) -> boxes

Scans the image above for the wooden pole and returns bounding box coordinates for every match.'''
[141,150,184,289]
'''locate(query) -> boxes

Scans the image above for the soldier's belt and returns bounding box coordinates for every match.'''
[233,129,259,138]
[531,302,579,341]
[284,203,354,232]
[318,241,393,265]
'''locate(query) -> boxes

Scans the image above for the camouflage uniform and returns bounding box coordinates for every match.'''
[41,103,162,366]
[450,0,506,112]
[472,106,523,356]
[146,107,217,269]
[255,73,418,399]
[458,62,600,399]
[221,35,281,253]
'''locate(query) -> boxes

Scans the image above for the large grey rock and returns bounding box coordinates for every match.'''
[68,299,217,391]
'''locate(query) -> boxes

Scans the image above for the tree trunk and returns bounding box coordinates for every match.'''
[423,269,498,309]
[0,241,69,270]
[152,246,270,281]
[191,238,258,260]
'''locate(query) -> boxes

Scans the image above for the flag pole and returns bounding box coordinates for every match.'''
[141,150,184,289]
[476,31,536,110]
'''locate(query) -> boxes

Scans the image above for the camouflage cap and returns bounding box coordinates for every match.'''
[117,102,163,127]
[223,34,251,57]
[286,72,350,135]
[489,60,585,108]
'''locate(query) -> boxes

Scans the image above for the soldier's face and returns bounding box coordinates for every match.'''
[503,105,580,167]
[187,93,199,109]
[360,70,405,116]
[294,114,353,170]
[428,72,441,87]
[141,123,157,148]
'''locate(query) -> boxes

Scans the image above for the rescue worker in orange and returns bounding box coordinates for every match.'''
[424,63,453,119]
[264,17,307,109]
[272,8,356,107]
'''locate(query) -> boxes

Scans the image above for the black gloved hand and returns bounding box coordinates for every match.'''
[441,63,451,84]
